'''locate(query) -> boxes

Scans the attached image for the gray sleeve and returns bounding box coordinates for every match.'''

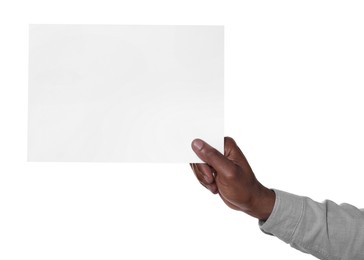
[259,189,364,260]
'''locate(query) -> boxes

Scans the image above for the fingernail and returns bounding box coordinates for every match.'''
[192,139,204,151]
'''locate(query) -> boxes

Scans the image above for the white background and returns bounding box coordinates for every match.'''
[1,1,364,259]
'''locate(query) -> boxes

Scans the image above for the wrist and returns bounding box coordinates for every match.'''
[245,186,276,221]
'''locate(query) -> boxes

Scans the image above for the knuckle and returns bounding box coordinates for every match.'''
[224,165,240,181]
[224,172,238,181]
[204,148,219,160]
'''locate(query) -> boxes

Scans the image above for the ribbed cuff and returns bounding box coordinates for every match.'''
[259,189,305,244]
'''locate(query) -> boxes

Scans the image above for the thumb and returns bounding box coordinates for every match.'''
[191,139,236,174]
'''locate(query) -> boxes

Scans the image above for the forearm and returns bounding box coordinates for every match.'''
[260,190,364,260]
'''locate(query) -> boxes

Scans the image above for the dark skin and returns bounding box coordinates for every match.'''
[190,137,275,221]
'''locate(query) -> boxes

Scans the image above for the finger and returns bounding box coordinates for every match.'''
[191,139,237,174]
[194,163,215,184]
[224,137,254,172]
[190,163,213,186]
[199,179,218,194]
[190,164,218,194]
[207,183,218,194]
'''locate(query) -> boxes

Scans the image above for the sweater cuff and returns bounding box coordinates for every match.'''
[259,189,305,244]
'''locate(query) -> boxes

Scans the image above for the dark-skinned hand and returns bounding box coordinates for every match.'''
[190,137,275,221]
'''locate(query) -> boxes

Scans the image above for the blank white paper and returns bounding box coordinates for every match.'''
[28,25,224,162]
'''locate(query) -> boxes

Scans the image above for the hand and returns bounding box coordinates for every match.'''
[190,137,275,221]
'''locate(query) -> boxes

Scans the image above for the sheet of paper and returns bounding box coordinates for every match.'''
[28,25,224,162]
